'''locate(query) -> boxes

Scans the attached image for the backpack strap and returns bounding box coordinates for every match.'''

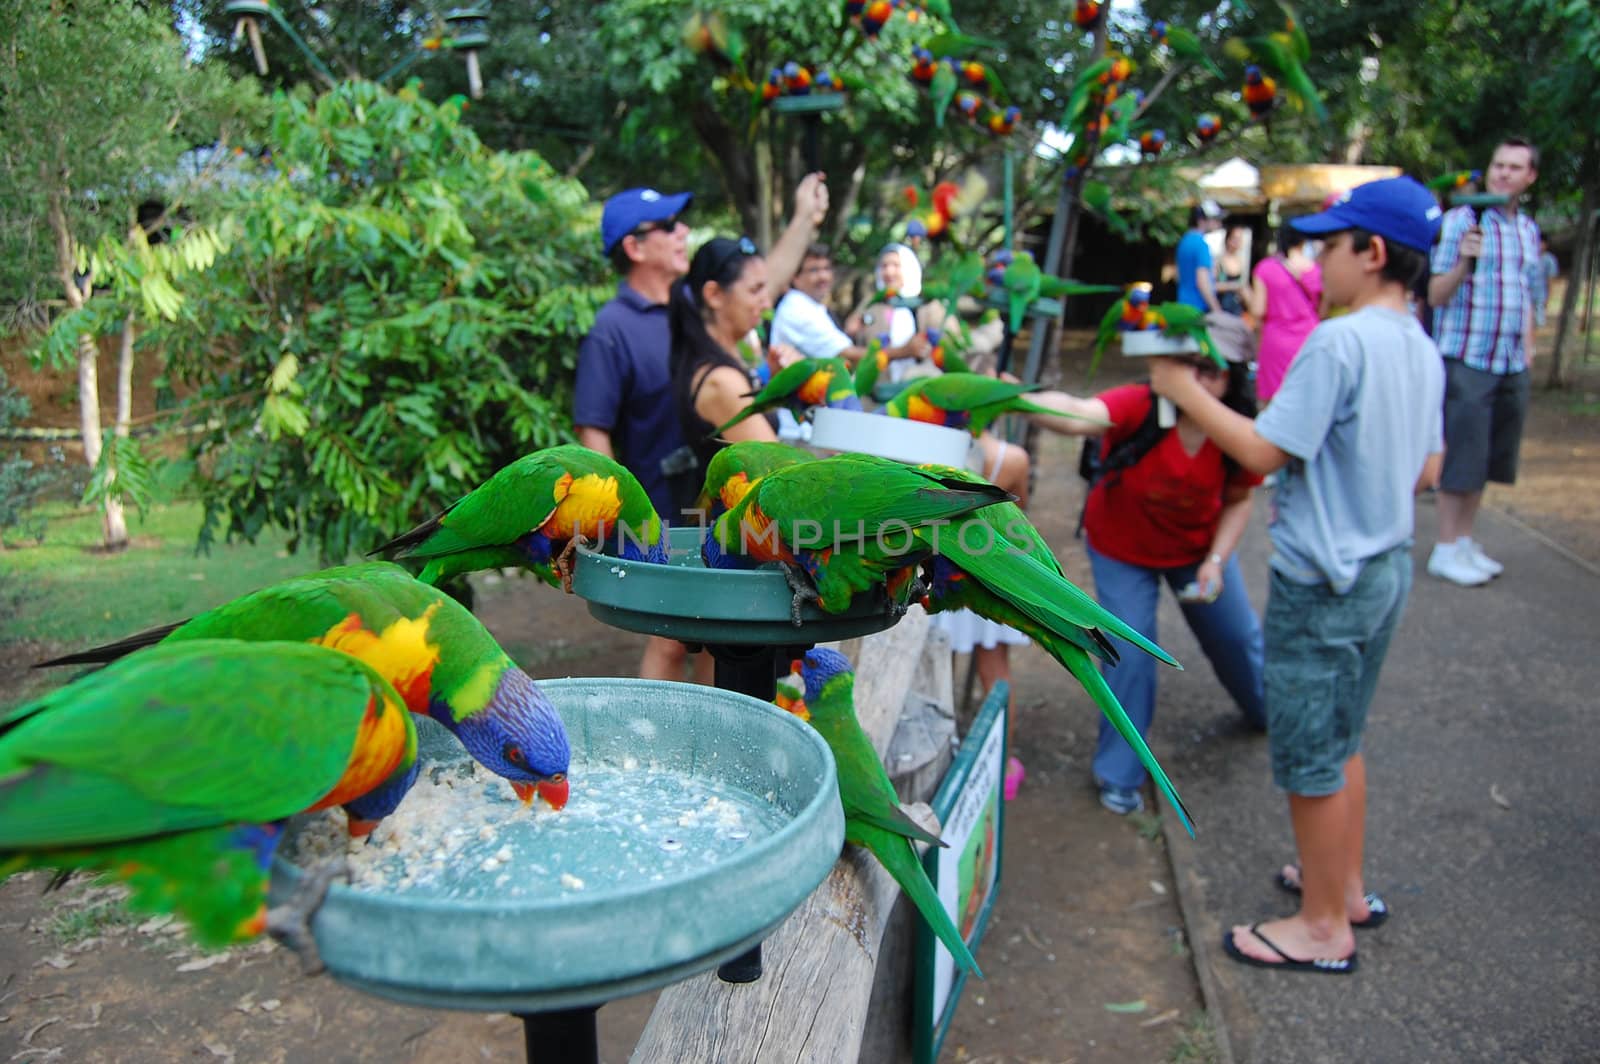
[1075,384,1169,538]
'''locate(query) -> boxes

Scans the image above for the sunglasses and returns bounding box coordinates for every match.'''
[631,213,682,239]
[704,235,760,280]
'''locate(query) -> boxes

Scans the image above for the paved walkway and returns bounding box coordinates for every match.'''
[1150,497,1600,1063]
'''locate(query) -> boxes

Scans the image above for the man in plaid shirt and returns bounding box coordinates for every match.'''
[1425,138,1541,587]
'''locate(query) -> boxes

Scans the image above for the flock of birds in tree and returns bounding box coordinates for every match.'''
[2,413,1208,977]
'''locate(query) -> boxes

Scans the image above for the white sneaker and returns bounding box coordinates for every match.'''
[1461,538,1504,577]
[1427,542,1490,587]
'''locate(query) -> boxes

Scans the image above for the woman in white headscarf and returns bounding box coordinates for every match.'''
[856,243,934,382]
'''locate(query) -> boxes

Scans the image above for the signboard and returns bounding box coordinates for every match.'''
[914,681,1008,1064]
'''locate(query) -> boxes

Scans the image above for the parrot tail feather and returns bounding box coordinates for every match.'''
[866,830,983,977]
[33,621,186,670]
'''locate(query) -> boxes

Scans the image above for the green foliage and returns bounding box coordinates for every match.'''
[148,81,608,562]
[0,368,55,547]
[82,433,157,521]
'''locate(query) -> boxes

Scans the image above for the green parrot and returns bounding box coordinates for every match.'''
[924,30,1003,59]
[704,455,1013,619]
[370,445,668,589]
[852,334,892,400]
[1152,21,1224,79]
[930,60,959,128]
[1062,57,1114,133]
[1101,92,1143,148]
[1223,34,1327,127]
[692,440,816,521]
[1152,302,1225,367]
[0,640,417,953]
[1080,180,1133,240]
[884,373,1107,437]
[712,357,861,436]
[909,464,1193,834]
[796,647,982,976]
[36,563,572,822]
[998,251,1118,334]
[929,250,989,321]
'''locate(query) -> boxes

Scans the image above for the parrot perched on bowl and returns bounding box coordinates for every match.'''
[370,445,668,590]
[703,454,1012,620]
[0,640,417,958]
[908,465,1193,834]
[796,648,981,976]
[998,251,1120,334]
[712,357,861,437]
[35,563,572,824]
[1092,282,1159,366]
[884,373,1106,437]
[692,440,816,521]
[1150,302,1225,367]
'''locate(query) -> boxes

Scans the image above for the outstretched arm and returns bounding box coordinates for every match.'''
[1021,390,1112,437]
[767,173,829,294]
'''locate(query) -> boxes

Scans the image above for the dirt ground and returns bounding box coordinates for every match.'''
[2,332,1596,1064]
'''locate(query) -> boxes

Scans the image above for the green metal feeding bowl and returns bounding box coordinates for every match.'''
[572,525,897,646]
[223,0,272,16]
[445,6,490,50]
[269,680,843,1012]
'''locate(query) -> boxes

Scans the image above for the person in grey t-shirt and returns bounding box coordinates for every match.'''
[1150,177,1444,976]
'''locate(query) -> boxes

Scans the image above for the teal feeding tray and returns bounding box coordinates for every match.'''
[269,679,843,1012]
[770,94,846,115]
[572,525,897,645]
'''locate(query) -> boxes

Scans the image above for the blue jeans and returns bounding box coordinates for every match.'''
[1087,544,1267,790]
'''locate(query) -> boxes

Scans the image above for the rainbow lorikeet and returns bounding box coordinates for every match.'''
[1426,169,1481,194]
[851,334,892,401]
[1,640,417,958]
[713,357,861,437]
[909,465,1193,834]
[1195,112,1222,144]
[692,440,816,521]
[1150,302,1225,367]
[371,445,668,590]
[884,373,1107,437]
[1227,37,1324,126]
[1241,65,1279,120]
[37,563,572,822]
[1149,20,1224,79]
[795,648,981,975]
[930,59,959,128]
[1092,282,1159,367]
[704,455,1012,620]
[999,251,1120,334]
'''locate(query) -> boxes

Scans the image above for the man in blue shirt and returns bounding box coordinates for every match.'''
[1175,200,1224,313]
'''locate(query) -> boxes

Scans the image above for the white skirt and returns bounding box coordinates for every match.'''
[931,608,1030,653]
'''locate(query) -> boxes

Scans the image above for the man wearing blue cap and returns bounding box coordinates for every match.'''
[575,176,828,681]
[1150,176,1446,975]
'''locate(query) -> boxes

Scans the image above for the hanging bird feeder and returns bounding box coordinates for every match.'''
[224,0,272,75]
[445,6,491,99]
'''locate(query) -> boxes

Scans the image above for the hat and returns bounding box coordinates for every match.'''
[601,188,693,254]
[1197,198,1224,220]
[1291,176,1443,252]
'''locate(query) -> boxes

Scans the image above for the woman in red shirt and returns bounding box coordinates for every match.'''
[1029,359,1267,815]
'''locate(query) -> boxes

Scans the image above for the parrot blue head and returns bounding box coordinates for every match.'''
[435,667,571,810]
[1151,19,1167,39]
[228,822,286,870]
[342,756,422,837]
[701,524,758,570]
[520,530,556,567]
[619,532,669,566]
[798,646,853,702]
[783,61,801,78]
[913,46,932,62]
[1245,65,1263,84]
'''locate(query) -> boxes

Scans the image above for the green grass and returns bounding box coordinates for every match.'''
[0,499,312,648]
[48,897,141,944]
[1168,1011,1219,1064]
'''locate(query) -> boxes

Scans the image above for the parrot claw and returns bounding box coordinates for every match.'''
[266,856,348,976]
[780,564,821,626]
[555,534,590,594]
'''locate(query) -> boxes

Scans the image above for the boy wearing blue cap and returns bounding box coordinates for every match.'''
[1150,176,1446,974]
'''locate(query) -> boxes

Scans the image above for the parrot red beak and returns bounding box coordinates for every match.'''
[512,778,569,811]
[790,658,804,675]
[346,817,379,839]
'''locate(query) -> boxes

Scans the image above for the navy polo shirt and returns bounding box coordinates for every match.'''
[574,283,684,518]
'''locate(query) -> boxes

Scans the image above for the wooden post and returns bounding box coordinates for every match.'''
[632,608,955,1063]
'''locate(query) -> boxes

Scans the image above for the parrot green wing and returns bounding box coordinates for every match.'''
[811,676,944,848]
[930,63,958,128]
[1093,298,1127,366]
[0,641,402,848]
[752,456,1010,541]
[848,823,982,976]
[694,441,816,514]
[711,359,828,436]
[370,450,572,559]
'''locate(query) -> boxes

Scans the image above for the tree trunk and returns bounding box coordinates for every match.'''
[755,133,774,253]
[1548,173,1598,389]
[49,187,126,549]
[116,312,135,436]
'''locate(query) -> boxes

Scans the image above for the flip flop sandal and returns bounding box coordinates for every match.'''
[1274,868,1391,929]
[1223,923,1358,975]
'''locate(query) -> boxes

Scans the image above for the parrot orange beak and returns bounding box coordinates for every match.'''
[513,778,569,810]
[790,658,804,675]
[346,817,379,839]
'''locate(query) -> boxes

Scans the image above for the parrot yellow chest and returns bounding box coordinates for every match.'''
[543,472,623,540]
[796,371,832,406]
[310,693,411,813]
[312,604,442,714]
[905,393,946,424]
[719,472,753,513]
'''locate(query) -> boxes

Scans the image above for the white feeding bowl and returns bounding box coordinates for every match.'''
[809,407,973,468]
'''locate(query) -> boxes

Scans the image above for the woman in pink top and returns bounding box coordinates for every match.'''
[1247,222,1324,402]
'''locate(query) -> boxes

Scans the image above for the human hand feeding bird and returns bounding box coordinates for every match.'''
[795,648,981,976]
[36,563,573,820]
[369,445,667,592]
[1,641,418,965]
